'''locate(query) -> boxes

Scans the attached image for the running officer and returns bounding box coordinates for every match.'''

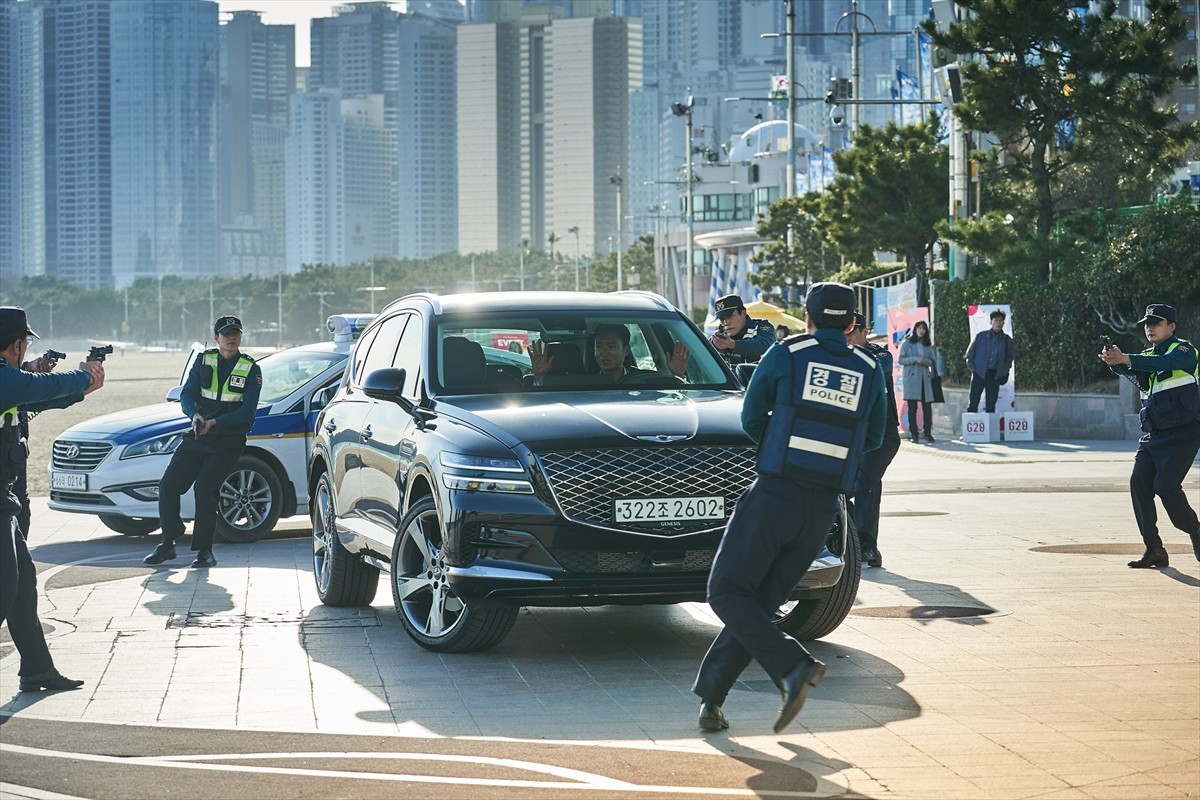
[144,315,262,569]
[1100,303,1200,568]
[692,283,886,734]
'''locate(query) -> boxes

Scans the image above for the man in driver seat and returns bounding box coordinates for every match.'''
[531,323,689,383]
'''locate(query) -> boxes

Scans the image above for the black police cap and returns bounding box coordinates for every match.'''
[1136,304,1177,326]
[805,282,856,328]
[0,306,39,340]
[714,294,745,319]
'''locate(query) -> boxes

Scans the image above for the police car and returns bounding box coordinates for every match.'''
[47,314,375,542]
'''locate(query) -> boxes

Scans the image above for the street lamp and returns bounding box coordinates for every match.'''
[609,175,623,291]
[567,226,581,291]
[357,285,386,313]
[671,91,695,315]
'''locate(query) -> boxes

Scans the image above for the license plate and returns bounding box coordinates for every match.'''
[51,471,87,491]
[613,496,724,523]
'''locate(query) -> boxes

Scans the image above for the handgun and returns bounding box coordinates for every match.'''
[1099,335,1113,351]
[43,348,67,361]
[87,344,114,362]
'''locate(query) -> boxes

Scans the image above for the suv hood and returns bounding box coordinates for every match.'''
[442,389,751,451]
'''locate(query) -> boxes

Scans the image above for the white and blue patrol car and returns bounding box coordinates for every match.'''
[47,314,375,542]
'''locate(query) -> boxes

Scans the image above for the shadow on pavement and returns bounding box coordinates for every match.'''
[857,567,996,626]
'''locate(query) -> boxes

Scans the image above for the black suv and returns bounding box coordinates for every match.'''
[308,291,860,652]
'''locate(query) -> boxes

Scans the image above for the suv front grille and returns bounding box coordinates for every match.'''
[52,441,113,471]
[537,446,757,535]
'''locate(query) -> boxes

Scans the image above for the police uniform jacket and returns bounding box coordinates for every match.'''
[864,341,901,433]
[1110,335,1200,434]
[722,315,776,364]
[743,328,886,446]
[0,358,92,491]
[179,349,263,438]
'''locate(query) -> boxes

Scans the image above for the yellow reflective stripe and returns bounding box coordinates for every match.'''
[1,406,17,428]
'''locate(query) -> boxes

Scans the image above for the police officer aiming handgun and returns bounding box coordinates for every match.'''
[710,294,776,365]
[692,283,886,734]
[1099,303,1200,568]
[0,306,104,691]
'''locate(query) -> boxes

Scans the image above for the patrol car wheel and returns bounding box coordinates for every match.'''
[99,515,160,536]
[392,496,518,653]
[774,497,862,641]
[312,471,379,606]
[214,455,283,544]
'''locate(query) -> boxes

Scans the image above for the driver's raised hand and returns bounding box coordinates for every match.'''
[668,340,690,377]
[529,340,554,378]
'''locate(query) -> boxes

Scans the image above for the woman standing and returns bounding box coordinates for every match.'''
[898,320,937,443]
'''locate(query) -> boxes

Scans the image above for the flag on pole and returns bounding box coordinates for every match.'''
[893,67,921,125]
[708,256,727,320]
[822,146,836,189]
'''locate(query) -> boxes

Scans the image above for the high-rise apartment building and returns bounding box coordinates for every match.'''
[109,0,220,288]
[286,91,396,271]
[457,11,642,256]
[310,3,458,262]
[16,0,112,289]
[219,10,294,276]
[0,0,18,287]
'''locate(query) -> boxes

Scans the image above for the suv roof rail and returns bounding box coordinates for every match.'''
[614,290,674,311]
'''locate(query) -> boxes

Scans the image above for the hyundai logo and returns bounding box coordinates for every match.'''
[63,444,80,460]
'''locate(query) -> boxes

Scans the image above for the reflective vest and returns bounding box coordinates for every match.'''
[196,350,255,420]
[1141,339,1200,432]
[756,335,879,493]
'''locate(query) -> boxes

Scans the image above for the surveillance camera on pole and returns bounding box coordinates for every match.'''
[829,104,845,126]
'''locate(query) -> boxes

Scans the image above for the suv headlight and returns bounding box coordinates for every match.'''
[121,432,184,459]
[439,451,533,494]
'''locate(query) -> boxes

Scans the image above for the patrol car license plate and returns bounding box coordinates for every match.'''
[51,471,87,491]
[613,496,724,523]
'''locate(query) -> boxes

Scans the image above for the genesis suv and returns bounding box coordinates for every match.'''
[308,291,860,652]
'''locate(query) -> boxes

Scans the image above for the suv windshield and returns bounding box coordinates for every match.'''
[256,349,344,404]
[434,312,733,393]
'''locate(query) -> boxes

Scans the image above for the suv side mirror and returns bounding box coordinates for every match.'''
[312,383,338,411]
[362,368,408,402]
[734,363,757,387]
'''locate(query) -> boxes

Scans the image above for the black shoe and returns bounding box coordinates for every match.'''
[1127,547,1169,569]
[1190,527,1200,562]
[191,550,217,568]
[143,542,177,565]
[774,656,826,734]
[19,670,84,692]
[909,434,919,443]
[924,431,935,443]
[698,702,729,731]
[863,549,882,568]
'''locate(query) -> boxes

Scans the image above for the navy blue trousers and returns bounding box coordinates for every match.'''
[158,435,245,552]
[692,475,838,706]
[0,493,54,677]
[1131,423,1200,550]
[852,430,901,552]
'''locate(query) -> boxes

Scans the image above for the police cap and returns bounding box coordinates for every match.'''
[714,294,745,319]
[0,306,39,341]
[1136,304,1177,326]
[805,282,856,328]
[214,315,244,335]
[851,312,868,330]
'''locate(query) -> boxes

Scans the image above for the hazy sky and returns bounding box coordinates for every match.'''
[216,1,408,68]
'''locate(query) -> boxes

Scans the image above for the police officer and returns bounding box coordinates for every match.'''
[0,306,104,691]
[847,312,901,568]
[692,283,886,734]
[1100,303,1200,568]
[144,315,262,568]
[711,294,776,365]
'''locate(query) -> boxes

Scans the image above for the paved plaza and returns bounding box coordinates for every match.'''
[1,438,1198,799]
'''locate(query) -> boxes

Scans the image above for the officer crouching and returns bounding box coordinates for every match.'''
[710,294,776,365]
[144,315,262,569]
[692,283,886,734]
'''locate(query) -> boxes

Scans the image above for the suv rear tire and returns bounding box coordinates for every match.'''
[312,471,379,606]
[392,496,518,653]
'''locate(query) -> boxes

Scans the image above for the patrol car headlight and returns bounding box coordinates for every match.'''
[121,432,184,459]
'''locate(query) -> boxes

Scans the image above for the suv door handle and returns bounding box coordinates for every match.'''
[360,425,373,441]
[324,418,337,433]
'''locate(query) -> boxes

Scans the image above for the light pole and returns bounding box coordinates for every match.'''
[609,175,623,291]
[519,236,529,291]
[357,285,386,313]
[567,226,580,291]
[671,91,695,315]
[835,0,877,138]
